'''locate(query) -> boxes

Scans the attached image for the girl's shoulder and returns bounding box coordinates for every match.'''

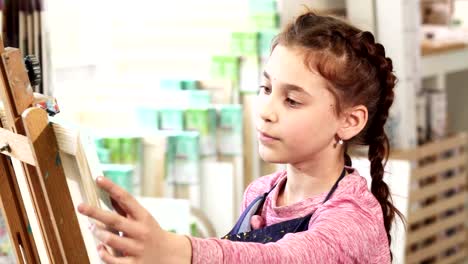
[319,168,385,225]
[332,168,378,205]
[337,168,370,195]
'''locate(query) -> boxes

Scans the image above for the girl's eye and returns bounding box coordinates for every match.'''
[286,98,300,107]
[259,85,272,95]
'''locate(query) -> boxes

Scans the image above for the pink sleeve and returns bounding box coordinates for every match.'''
[189,200,390,263]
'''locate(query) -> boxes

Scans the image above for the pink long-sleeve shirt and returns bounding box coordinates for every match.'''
[189,169,391,263]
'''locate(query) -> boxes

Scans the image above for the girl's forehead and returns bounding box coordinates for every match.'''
[266,45,327,86]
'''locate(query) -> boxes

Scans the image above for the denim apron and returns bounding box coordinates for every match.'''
[223,168,346,243]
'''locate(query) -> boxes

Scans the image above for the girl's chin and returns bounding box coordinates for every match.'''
[258,149,287,164]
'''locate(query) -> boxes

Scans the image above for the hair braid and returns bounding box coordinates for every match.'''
[349,31,403,260]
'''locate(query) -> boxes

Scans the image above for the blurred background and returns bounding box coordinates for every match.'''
[1,0,468,263]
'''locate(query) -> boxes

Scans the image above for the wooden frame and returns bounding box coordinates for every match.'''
[5,120,111,263]
[0,36,111,263]
[55,121,113,263]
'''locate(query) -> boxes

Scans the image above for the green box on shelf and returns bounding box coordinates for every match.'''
[231,32,259,57]
[185,108,216,135]
[231,32,243,56]
[175,132,200,184]
[182,80,199,90]
[251,12,280,29]
[120,137,141,164]
[164,131,200,184]
[100,136,142,164]
[94,138,105,148]
[164,133,178,173]
[160,79,184,90]
[259,29,278,57]
[185,108,217,155]
[211,56,225,79]
[102,164,134,193]
[243,32,260,56]
[188,90,211,107]
[211,55,240,80]
[219,105,243,132]
[159,108,185,131]
[218,105,243,155]
[102,137,121,163]
[136,107,159,131]
[96,147,111,164]
[175,132,200,162]
[248,0,277,13]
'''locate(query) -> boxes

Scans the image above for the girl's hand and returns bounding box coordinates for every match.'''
[77,176,192,264]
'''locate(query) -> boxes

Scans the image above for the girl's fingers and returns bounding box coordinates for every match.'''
[95,176,146,220]
[92,225,144,256]
[111,198,127,217]
[78,204,144,238]
[97,244,132,264]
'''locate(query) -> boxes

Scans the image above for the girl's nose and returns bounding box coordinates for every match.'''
[258,97,278,123]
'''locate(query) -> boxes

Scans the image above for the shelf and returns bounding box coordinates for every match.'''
[421,41,468,78]
[421,41,467,56]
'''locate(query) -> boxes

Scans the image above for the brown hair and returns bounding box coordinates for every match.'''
[273,12,403,258]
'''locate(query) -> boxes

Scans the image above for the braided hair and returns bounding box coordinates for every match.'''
[273,12,403,258]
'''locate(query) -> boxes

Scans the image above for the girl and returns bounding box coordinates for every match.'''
[78,11,402,263]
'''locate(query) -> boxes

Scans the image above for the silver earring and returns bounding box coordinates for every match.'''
[338,139,344,145]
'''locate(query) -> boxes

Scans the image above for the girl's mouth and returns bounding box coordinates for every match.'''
[258,131,280,143]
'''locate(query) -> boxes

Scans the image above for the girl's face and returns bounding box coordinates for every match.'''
[255,45,342,164]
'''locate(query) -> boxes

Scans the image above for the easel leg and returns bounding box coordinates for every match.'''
[0,155,40,263]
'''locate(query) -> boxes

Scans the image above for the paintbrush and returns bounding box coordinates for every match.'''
[3,0,20,48]
[19,0,27,52]
[25,0,34,54]
[33,0,42,93]
[37,0,49,94]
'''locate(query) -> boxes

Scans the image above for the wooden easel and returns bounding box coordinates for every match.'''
[0,37,90,262]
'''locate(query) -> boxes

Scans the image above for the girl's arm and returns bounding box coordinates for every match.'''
[79,176,387,263]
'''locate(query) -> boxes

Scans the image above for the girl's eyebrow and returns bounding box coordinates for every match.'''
[263,70,312,97]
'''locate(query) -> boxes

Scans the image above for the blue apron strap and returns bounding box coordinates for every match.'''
[227,183,278,235]
[321,168,346,203]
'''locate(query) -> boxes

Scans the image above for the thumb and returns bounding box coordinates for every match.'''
[250,215,266,230]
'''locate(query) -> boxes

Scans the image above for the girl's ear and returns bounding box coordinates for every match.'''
[338,105,368,141]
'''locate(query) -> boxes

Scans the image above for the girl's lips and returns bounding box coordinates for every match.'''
[258,131,280,143]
